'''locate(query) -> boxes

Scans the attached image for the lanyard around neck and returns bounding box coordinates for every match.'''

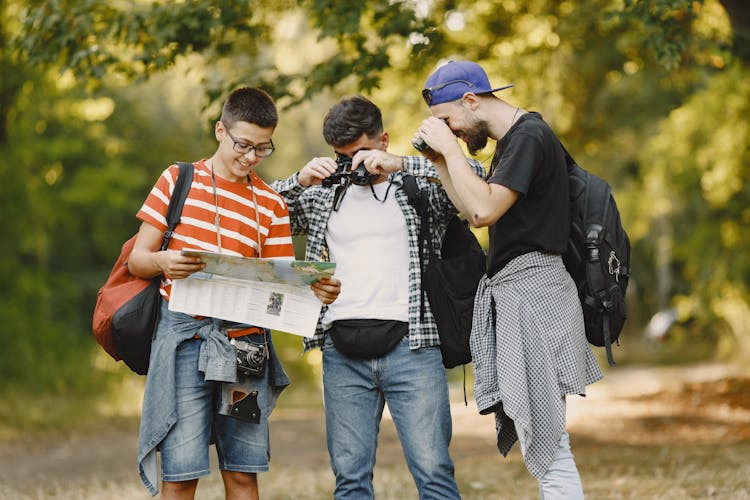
[210,162,262,257]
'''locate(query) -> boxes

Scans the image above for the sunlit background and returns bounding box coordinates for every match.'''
[1,2,748,496]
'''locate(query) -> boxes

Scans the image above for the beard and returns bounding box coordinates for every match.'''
[462,116,490,156]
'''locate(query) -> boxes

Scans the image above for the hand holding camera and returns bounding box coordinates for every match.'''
[412,117,449,154]
[322,154,379,188]
[412,136,431,153]
[297,156,338,187]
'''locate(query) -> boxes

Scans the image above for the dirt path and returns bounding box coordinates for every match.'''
[1,363,748,499]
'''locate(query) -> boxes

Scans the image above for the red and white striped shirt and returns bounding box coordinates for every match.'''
[137,160,295,299]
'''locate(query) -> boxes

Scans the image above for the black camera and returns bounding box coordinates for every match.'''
[231,338,267,377]
[350,160,378,186]
[322,155,377,187]
[412,137,429,152]
[412,118,448,152]
[321,156,351,188]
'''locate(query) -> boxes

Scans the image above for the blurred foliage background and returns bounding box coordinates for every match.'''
[1,0,748,434]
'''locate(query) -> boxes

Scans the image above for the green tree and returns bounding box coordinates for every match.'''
[639,64,750,359]
[0,1,214,411]
[3,0,750,419]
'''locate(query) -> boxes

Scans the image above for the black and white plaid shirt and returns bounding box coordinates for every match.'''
[272,155,486,352]
[471,251,603,478]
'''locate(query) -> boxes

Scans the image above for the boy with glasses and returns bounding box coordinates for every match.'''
[128,87,341,499]
[272,95,484,499]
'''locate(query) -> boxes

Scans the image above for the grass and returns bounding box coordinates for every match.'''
[2,360,750,499]
[6,441,749,500]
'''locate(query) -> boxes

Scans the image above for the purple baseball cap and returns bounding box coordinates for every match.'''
[422,60,514,106]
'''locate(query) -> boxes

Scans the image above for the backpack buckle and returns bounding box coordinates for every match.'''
[585,225,602,262]
[608,251,621,282]
[598,290,614,312]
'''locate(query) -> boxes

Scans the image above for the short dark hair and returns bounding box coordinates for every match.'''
[220,87,278,129]
[322,95,383,147]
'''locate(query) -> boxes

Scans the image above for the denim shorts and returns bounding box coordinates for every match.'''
[159,334,274,482]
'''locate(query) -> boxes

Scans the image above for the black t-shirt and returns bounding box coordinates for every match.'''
[486,112,569,277]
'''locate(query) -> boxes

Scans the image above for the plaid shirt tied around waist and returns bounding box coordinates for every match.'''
[470,251,603,478]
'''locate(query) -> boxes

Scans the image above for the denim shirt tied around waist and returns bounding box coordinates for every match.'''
[137,299,290,496]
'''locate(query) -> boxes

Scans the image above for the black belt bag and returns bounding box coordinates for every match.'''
[328,319,408,359]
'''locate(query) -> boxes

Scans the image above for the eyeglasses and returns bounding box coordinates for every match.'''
[224,127,275,158]
[421,79,474,106]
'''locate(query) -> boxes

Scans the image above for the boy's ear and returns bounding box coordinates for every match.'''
[214,121,225,142]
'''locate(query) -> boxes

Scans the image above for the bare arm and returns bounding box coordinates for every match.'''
[127,221,204,279]
[416,117,519,228]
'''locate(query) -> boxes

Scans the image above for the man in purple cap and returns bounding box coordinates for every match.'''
[413,60,603,499]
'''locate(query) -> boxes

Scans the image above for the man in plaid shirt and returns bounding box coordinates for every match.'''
[272,95,484,499]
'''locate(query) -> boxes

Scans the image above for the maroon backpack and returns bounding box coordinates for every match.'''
[92,162,193,374]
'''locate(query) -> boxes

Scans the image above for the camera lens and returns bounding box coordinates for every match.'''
[246,349,264,364]
[351,164,373,186]
[412,138,428,152]
[335,156,353,171]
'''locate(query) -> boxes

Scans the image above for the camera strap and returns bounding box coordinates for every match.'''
[209,165,262,258]
[369,177,396,203]
[332,184,348,212]
[262,329,269,360]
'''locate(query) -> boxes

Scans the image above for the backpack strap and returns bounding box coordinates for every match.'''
[160,162,194,251]
[583,223,617,366]
[402,174,434,322]
[583,175,617,366]
[558,140,576,167]
[402,174,428,214]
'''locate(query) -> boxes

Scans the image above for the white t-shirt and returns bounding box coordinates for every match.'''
[321,181,410,329]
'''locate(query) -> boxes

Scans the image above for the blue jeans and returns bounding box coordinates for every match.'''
[322,334,460,500]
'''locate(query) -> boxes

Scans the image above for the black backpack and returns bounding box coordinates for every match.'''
[561,146,631,366]
[402,175,486,369]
